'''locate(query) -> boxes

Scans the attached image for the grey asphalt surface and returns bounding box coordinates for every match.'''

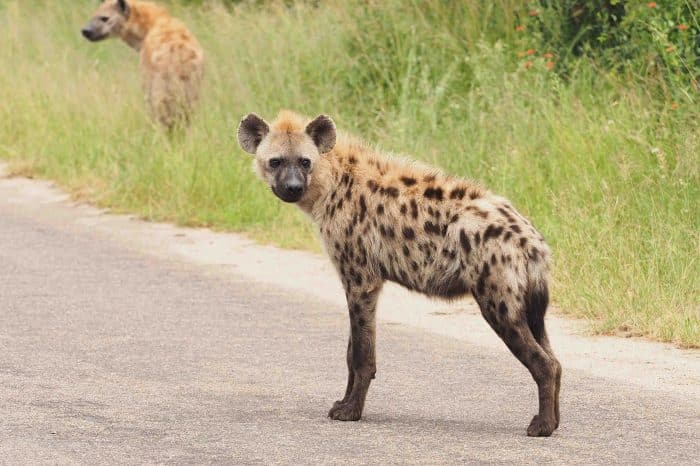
[1,203,699,464]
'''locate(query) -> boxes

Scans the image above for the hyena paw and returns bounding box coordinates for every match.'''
[328,401,362,421]
[526,414,557,437]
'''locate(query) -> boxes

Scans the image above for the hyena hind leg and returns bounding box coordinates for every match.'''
[524,285,562,428]
[477,293,560,437]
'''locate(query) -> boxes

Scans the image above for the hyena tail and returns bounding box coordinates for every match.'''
[524,260,550,345]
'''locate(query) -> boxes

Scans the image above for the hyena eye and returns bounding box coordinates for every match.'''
[269,158,282,169]
[300,158,311,169]
[99,16,110,23]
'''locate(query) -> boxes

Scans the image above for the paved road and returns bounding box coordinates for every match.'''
[1,197,698,464]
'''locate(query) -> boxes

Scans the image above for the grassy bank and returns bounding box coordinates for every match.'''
[1,0,698,347]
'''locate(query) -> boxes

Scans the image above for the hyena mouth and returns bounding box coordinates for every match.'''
[81,29,108,42]
[271,185,304,203]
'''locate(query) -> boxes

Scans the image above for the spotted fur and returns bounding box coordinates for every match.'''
[237,110,562,437]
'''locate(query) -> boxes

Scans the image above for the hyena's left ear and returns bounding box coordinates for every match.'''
[237,113,270,155]
[117,0,130,17]
[305,115,336,154]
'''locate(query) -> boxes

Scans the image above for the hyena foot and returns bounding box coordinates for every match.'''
[328,400,363,421]
[527,414,557,437]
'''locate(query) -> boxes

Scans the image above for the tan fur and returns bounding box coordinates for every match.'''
[238,110,562,437]
[83,1,204,130]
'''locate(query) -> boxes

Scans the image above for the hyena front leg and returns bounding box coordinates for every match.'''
[328,282,382,421]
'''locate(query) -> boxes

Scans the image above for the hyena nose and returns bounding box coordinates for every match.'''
[285,183,303,197]
[81,28,93,40]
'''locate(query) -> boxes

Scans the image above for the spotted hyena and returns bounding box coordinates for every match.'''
[236,111,562,437]
[81,0,204,130]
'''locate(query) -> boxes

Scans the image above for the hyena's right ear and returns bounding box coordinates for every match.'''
[117,0,130,17]
[237,113,270,155]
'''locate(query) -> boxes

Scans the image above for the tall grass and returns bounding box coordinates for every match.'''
[1,0,698,346]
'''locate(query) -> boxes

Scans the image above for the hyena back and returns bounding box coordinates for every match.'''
[237,111,562,437]
[82,0,204,130]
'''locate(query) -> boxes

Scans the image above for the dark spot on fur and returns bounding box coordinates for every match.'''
[358,317,366,327]
[400,204,407,215]
[410,199,418,219]
[402,227,415,240]
[469,190,481,200]
[376,204,384,215]
[476,263,490,296]
[442,248,456,260]
[382,186,399,198]
[510,224,522,234]
[490,253,497,265]
[497,207,515,222]
[424,221,441,236]
[504,231,512,241]
[424,174,436,183]
[474,231,481,246]
[359,195,367,223]
[484,225,504,242]
[459,229,471,254]
[367,180,379,193]
[349,156,357,164]
[379,263,388,278]
[450,188,466,200]
[400,176,417,186]
[519,237,528,248]
[402,245,410,256]
[411,260,419,271]
[424,187,444,200]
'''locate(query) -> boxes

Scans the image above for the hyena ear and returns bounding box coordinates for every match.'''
[237,113,270,155]
[117,0,130,16]
[305,115,336,154]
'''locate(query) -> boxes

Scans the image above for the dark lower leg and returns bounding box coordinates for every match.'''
[498,321,558,436]
[329,286,380,421]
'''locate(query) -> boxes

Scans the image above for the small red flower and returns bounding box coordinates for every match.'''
[523,61,533,70]
[526,49,536,56]
[647,2,657,8]
[666,46,675,52]
[671,102,679,109]
[678,24,688,31]
[529,10,539,16]
[543,52,554,59]
[546,61,555,70]
[515,25,526,32]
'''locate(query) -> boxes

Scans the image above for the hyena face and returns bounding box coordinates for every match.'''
[237,113,336,203]
[81,0,130,42]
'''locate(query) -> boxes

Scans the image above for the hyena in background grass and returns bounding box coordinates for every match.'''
[82,0,204,130]
[237,111,562,437]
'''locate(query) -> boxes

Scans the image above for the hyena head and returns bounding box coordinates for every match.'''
[81,0,130,42]
[237,112,336,203]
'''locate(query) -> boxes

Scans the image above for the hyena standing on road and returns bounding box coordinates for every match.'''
[82,0,204,130]
[237,111,562,437]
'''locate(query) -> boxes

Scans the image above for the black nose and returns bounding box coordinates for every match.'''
[285,183,303,197]
[81,29,92,39]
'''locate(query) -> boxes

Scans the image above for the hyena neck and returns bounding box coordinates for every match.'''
[119,2,170,51]
[296,156,337,218]
[296,141,368,221]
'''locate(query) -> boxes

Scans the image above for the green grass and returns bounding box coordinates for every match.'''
[1,0,698,347]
